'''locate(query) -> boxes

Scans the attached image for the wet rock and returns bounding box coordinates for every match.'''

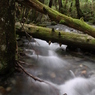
[81,70,87,75]
[50,72,56,78]
[0,86,7,94]
[6,87,12,92]
[11,79,16,85]
[63,93,67,95]
[37,72,43,77]
[79,64,83,67]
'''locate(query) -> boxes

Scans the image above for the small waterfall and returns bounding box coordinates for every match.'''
[59,76,95,95]
[26,75,95,95]
[18,38,95,95]
[7,23,95,95]
[24,38,68,69]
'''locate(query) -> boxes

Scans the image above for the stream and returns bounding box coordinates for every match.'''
[1,24,95,95]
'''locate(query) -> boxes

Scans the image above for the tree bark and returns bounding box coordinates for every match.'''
[0,0,16,75]
[75,0,84,18]
[92,0,93,12]
[58,0,63,12]
[49,0,53,8]
[54,0,58,10]
[64,0,68,8]
[69,0,73,12]
[16,23,95,51]
[17,0,95,38]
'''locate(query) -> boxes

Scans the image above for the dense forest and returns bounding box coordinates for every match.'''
[1,0,95,95]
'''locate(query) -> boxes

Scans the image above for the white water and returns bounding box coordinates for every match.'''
[25,38,68,69]
[59,77,95,95]
[23,38,95,95]
[27,75,95,95]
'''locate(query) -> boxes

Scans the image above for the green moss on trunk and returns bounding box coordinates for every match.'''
[16,23,95,51]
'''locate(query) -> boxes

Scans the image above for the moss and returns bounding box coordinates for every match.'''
[90,39,95,44]
[73,18,95,35]
[38,24,47,27]
[36,29,39,32]
[59,20,65,24]
[16,23,95,51]
[51,21,57,25]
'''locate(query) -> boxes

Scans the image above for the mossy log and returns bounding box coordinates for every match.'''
[16,23,95,51]
[17,0,95,38]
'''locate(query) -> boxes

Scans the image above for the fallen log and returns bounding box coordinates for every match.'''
[17,0,95,38]
[16,23,95,51]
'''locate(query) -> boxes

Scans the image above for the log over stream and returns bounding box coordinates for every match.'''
[16,23,95,51]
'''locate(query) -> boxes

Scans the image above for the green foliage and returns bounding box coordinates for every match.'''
[51,21,57,25]
[15,0,95,24]
[80,1,95,22]
[60,0,95,23]
[15,2,33,23]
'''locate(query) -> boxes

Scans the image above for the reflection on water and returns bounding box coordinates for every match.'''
[2,38,95,95]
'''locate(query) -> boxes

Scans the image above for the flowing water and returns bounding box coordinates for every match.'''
[1,24,95,95]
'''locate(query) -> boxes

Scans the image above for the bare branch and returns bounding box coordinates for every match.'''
[16,61,59,95]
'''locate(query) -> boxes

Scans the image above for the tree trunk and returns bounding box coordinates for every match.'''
[92,0,93,12]
[0,0,16,75]
[69,0,73,12]
[17,0,95,38]
[54,0,58,10]
[58,0,63,12]
[16,23,95,51]
[49,0,53,8]
[75,0,84,18]
[64,0,68,8]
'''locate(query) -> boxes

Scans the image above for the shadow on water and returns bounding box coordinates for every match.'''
[1,37,95,95]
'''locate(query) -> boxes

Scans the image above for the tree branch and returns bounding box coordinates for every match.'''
[16,61,59,95]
